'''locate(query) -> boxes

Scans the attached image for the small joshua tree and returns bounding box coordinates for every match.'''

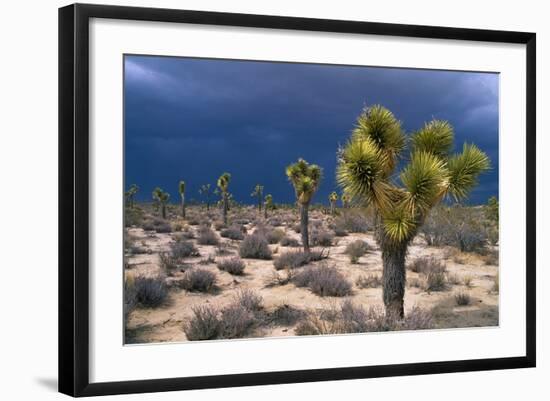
[341,192,350,208]
[217,172,231,225]
[329,191,339,215]
[485,196,499,223]
[125,184,139,209]
[178,180,186,218]
[264,194,273,219]
[152,187,162,212]
[152,187,170,219]
[199,184,212,211]
[251,184,264,213]
[286,158,322,253]
[337,105,489,319]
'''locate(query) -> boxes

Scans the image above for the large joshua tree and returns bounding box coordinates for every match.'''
[251,184,264,213]
[337,105,490,319]
[329,191,339,215]
[178,180,186,218]
[264,194,273,219]
[217,172,231,225]
[286,158,322,253]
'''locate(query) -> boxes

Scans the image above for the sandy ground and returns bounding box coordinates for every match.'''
[125,210,498,343]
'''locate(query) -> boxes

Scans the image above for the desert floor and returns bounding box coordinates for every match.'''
[125,207,499,343]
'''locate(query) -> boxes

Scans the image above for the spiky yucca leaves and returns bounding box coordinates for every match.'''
[337,104,490,319]
[251,184,264,213]
[217,173,231,225]
[329,191,338,215]
[264,194,273,219]
[286,158,322,252]
[178,180,186,218]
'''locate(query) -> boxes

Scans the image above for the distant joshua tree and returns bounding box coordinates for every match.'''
[125,184,139,209]
[329,191,339,215]
[337,105,489,319]
[286,158,322,253]
[217,172,231,225]
[199,184,212,211]
[264,194,273,218]
[251,184,264,213]
[152,187,170,219]
[178,180,186,218]
[341,192,350,208]
[485,196,499,223]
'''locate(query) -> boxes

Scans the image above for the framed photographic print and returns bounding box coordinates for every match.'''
[58,3,536,397]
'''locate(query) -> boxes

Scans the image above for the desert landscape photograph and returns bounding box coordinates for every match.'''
[123,55,499,344]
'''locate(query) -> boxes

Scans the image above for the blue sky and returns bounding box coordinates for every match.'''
[124,55,499,206]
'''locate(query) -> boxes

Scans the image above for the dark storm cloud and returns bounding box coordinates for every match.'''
[124,55,499,205]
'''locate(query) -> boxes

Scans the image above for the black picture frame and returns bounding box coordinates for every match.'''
[59,3,536,397]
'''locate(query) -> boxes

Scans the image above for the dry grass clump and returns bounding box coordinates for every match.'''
[356,274,382,289]
[267,304,306,326]
[333,210,370,233]
[173,227,195,240]
[142,217,172,233]
[462,274,474,288]
[455,291,472,306]
[311,229,334,247]
[279,235,300,247]
[216,257,246,275]
[266,228,286,244]
[213,220,226,231]
[197,226,220,246]
[184,305,221,341]
[273,250,325,270]
[134,275,168,307]
[409,256,445,274]
[220,225,245,240]
[491,272,499,294]
[344,240,369,263]
[171,240,199,258]
[239,234,272,259]
[293,265,352,297]
[124,277,137,324]
[180,268,217,292]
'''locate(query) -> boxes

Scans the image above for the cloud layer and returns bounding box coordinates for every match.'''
[124,55,499,205]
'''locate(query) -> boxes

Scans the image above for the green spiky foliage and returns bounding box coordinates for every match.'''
[178,180,186,218]
[125,184,139,208]
[337,105,490,318]
[217,172,231,225]
[251,184,264,213]
[485,196,499,223]
[152,187,170,219]
[199,184,212,210]
[329,191,339,215]
[286,158,323,252]
[264,194,273,219]
[152,187,162,212]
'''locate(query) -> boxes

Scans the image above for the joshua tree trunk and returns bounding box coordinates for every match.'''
[330,201,335,215]
[222,193,228,225]
[300,203,310,253]
[264,203,268,219]
[258,197,262,213]
[381,242,407,319]
[161,204,167,219]
[181,195,186,218]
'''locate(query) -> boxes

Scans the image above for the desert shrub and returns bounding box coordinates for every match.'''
[125,207,145,227]
[279,235,300,247]
[134,275,168,307]
[334,210,369,233]
[215,243,234,256]
[197,226,220,246]
[345,240,369,263]
[172,222,183,232]
[198,255,216,265]
[213,220,226,231]
[273,250,325,270]
[356,274,382,288]
[400,307,434,330]
[171,240,199,258]
[267,217,283,227]
[455,291,472,306]
[235,289,263,312]
[425,270,447,292]
[217,257,246,275]
[180,268,217,292]
[462,275,474,288]
[184,305,221,341]
[219,304,257,339]
[220,225,245,240]
[187,215,201,226]
[239,234,272,259]
[483,249,499,266]
[142,217,172,233]
[311,229,334,247]
[409,257,446,274]
[486,225,499,246]
[173,227,195,240]
[293,223,301,234]
[420,206,450,246]
[333,226,348,237]
[492,272,499,293]
[294,265,352,297]
[268,304,305,326]
[446,273,461,285]
[266,228,286,244]
[124,277,137,324]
